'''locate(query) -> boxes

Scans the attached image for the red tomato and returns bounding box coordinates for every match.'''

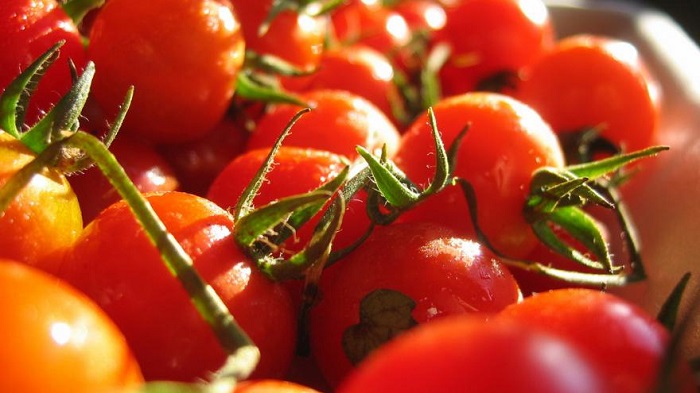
[234,379,322,393]
[394,92,566,259]
[69,135,180,223]
[516,34,661,153]
[391,0,447,32]
[0,131,83,270]
[499,288,698,393]
[432,0,555,96]
[229,0,328,70]
[310,221,521,387]
[87,0,245,143]
[337,314,607,393]
[0,258,143,393]
[331,0,411,56]
[56,191,297,382]
[0,0,87,126]
[281,44,402,126]
[246,89,401,160]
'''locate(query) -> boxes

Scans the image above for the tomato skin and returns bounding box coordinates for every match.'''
[0,258,143,393]
[230,0,327,70]
[87,0,245,143]
[246,89,401,160]
[499,289,699,393]
[0,0,87,126]
[394,92,565,259]
[391,0,447,32]
[69,135,180,223]
[0,132,83,270]
[331,1,411,56]
[234,379,322,393]
[56,191,297,382]
[310,221,521,387]
[432,0,555,96]
[336,314,607,393]
[516,34,661,153]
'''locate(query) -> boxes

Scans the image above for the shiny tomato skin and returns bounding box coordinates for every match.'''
[310,221,521,387]
[499,289,699,393]
[516,34,661,153]
[69,135,180,223]
[433,0,555,96]
[246,89,401,160]
[0,132,83,270]
[391,0,447,32]
[87,0,245,143]
[331,1,411,56]
[57,191,297,382]
[234,379,322,393]
[230,0,327,70]
[281,44,401,126]
[0,258,143,393]
[394,92,565,259]
[0,0,87,126]
[337,314,607,393]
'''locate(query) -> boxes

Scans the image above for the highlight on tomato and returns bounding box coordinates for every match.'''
[0,258,143,393]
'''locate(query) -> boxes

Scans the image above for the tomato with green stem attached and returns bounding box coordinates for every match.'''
[1,0,87,126]
[0,258,144,393]
[87,0,245,143]
[309,221,522,387]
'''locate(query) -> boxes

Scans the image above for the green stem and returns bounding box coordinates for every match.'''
[65,131,260,381]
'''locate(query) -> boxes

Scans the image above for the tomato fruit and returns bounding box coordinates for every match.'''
[394,92,566,259]
[0,131,83,270]
[246,89,401,160]
[336,314,607,393]
[516,34,661,153]
[331,0,411,56]
[309,221,521,387]
[432,0,555,96]
[0,258,143,393]
[230,0,328,70]
[234,379,322,393]
[0,0,87,126]
[87,0,245,143]
[499,288,698,393]
[56,191,297,382]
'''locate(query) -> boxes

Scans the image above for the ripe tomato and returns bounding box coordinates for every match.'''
[56,191,297,382]
[432,0,555,96]
[516,34,661,153]
[0,0,87,126]
[87,0,245,143]
[245,89,401,160]
[229,0,328,70]
[69,135,180,223]
[499,288,698,393]
[281,44,402,126]
[336,314,607,393]
[394,92,566,259]
[330,0,411,56]
[234,379,322,393]
[0,131,83,270]
[0,258,143,393]
[309,221,521,387]
[391,0,447,32]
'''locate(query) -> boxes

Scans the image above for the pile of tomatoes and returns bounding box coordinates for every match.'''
[1,0,699,392]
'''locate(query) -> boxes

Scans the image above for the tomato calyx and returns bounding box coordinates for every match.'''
[60,0,105,28]
[342,289,418,365]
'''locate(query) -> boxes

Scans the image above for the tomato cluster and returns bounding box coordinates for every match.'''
[0,0,697,392]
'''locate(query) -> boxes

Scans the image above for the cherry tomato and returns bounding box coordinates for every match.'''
[516,34,661,153]
[233,379,322,393]
[394,92,566,259]
[331,0,411,56]
[391,0,447,32]
[432,0,555,96]
[69,135,180,223]
[499,288,698,393]
[281,44,402,126]
[0,0,87,126]
[56,191,297,382]
[230,0,328,70]
[310,221,521,387]
[336,314,607,393]
[246,89,401,160]
[87,0,245,143]
[0,258,143,393]
[0,131,83,270]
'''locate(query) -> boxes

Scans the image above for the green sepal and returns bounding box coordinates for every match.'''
[61,0,105,27]
[244,50,317,77]
[235,71,309,107]
[566,145,669,179]
[357,145,420,209]
[657,272,692,332]
[0,41,63,139]
[420,42,450,109]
